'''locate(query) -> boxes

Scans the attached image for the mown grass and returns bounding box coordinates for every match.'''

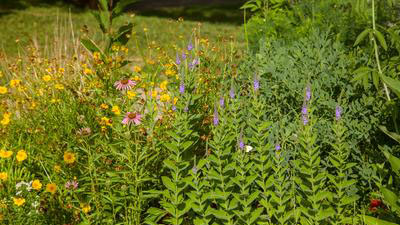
[0,5,245,58]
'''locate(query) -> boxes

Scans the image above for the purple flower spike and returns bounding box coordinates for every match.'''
[192,165,198,175]
[253,77,259,92]
[219,97,225,108]
[187,41,193,51]
[229,87,235,99]
[182,52,187,60]
[305,85,311,102]
[179,82,185,94]
[184,106,189,112]
[172,105,177,111]
[275,144,281,151]
[213,107,219,126]
[335,105,342,121]
[239,139,244,150]
[176,53,181,65]
[301,105,308,125]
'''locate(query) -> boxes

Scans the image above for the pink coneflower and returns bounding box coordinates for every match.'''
[65,180,78,190]
[122,112,142,125]
[114,79,136,91]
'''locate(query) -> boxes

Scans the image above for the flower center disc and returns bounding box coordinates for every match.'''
[121,79,129,85]
[128,113,136,119]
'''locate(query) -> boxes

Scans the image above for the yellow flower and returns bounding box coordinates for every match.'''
[63,152,76,164]
[100,103,109,110]
[16,150,27,162]
[42,75,52,82]
[32,179,42,190]
[111,106,121,115]
[165,69,176,76]
[55,83,64,90]
[0,149,13,158]
[160,94,171,102]
[0,172,7,181]
[100,117,112,126]
[111,44,120,52]
[0,116,10,126]
[83,68,93,75]
[146,59,155,65]
[133,66,142,73]
[151,90,157,98]
[10,79,21,88]
[81,203,91,214]
[0,86,7,94]
[93,52,101,60]
[13,197,25,206]
[132,75,141,82]
[126,90,136,100]
[46,183,57,194]
[173,97,178,105]
[54,164,61,173]
[58,68,65,74]
[160,81,168,91]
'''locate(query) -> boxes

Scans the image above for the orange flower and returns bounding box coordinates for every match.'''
[46,183,57,194]
[63,152,76,164]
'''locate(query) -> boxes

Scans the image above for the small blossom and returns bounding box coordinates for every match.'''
[229,87,235,99]
[179,82,185,94]
[275,144,281,151]
[176,53,181,65]
[63,152,76,164]
[245,145,253,153]
[187,41,193,51]
[114,79,136,91]
[32,180,42,190]
[0,86,7,94]
[42,75,52,82]
[76,127,91,136]
[219,97,225,108]
[160,93,171,102]
[192,165,198,175]
[335,105,342,121]
[112,106,121,115]
[181,52,187,60]
[172,105,177,111]
[253,77,259,91]
[13,197,25,206]
[301,105,308,125]
[0,149,13,158]
[0,172,7,181]
[122,112,142,125]
[305,85,311,102]
[65,180,78,190]
[213,107,219,126]
[81,204,91,214]
[16,150,27,162]
[46,183,57,194]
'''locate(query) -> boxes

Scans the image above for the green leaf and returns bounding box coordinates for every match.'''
[382,75,400,99]
[114,23,133,46]
[379,126,400,144]
[113,0,139,18]
[161,176,176,192]
[364,215,398,225]
[81,39,102,54]
[99,0,109,10]
[374,30,388,51]
[381,149,400,175]
[381,187,400,210]
[354,28,371,46]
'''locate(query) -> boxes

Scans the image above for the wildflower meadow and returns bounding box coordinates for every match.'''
[1,0,400,224]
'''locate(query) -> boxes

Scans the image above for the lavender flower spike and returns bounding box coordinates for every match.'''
[219,97,225,108]
[187,40,193,51]
[335,105,342,121]
[176,53,181,65]
[275,144,281,151]
[229,87,235,99]
[253,77,260,92]
[305,85,311,102]
[213,106,219,126]
[179,82,185,94]
[301,105,308,125]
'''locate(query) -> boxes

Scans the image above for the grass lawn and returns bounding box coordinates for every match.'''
[0,5,246,59]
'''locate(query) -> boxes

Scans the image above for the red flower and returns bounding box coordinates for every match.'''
[370,199,381,208]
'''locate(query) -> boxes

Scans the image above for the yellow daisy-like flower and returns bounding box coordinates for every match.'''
[151,90,157,98]
[173,97,178,105]
[81,203,91,214]
[93,52,101,60]
[0,86,7,94]
[46,183,57,194]
[132,75,141,82]
[0,116,10,126]
[160,93,171,102]
[10,79,21,88]
[32,179,42,190]
[126,90,136,100]
[58,68,65,74]
[133,66,142,73]
[160,81,168,91]
[55,83,64,90]
[83,68,93,75]
[0,149,13,158]
[54,164,61,173]
[42,75,52,82]
[111,106,121,115]
[63,152,76,164]
[165,69,176,76]
[100,117,112,126]
[100,103,108,110]
[16,150,27,162]
[0,172,7,181]
[13,197,25,206]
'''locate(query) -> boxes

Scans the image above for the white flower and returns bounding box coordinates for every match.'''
[245,145,253,153]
